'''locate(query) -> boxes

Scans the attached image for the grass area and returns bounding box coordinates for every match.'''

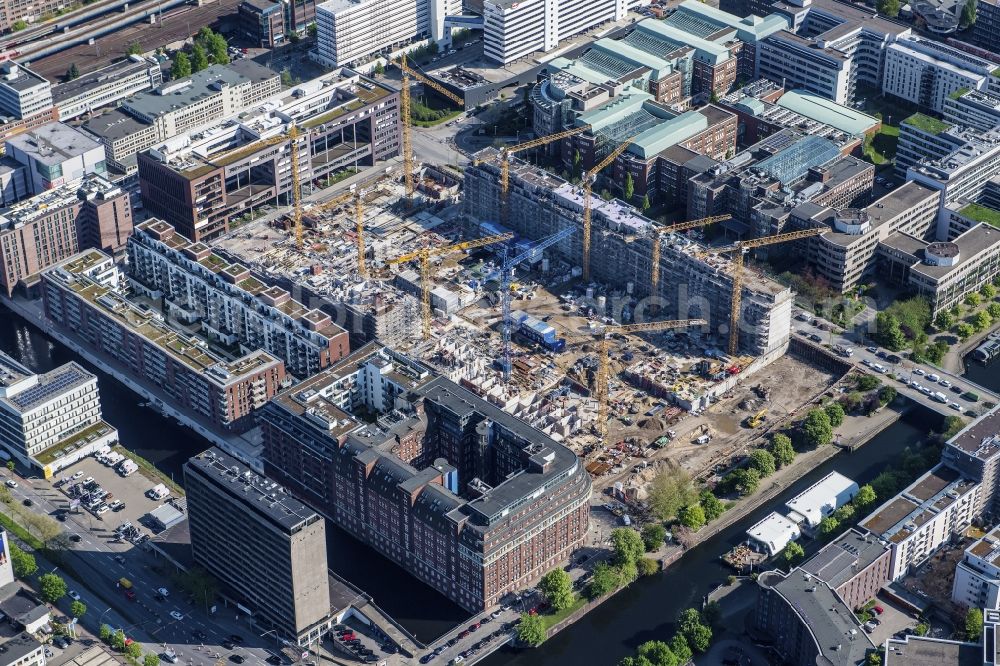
[902,112,952,135]
[960,202,1000,228]
[539,594,588,633]
[411,108,463,128]
[112,445,184,496]
[864,124,899,164]
[0,507,44,550]
[949,87,970,100]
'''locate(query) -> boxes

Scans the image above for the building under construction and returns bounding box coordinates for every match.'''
[464,150,794,356]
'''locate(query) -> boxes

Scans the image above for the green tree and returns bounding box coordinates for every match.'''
[638,558,659,576]
[967,607,984,640]
[99,624,111,643]
[678,608,703,634]
[877,0,900,18]
[702,600,722,627]
[974,310,993,331]
[770,433,796,467]
[874,312,905,350]
[699,490,726,521]
[10,543,36,578]
[642,194,650,211]
[647,467,696,521]
[855,484,877,508]
[878,386,897,406]
[819,516,840,537]
[66,63,80,80]
[307,22,317,37]
[748,449,776,477]
[678,504,706,530]
[124,641,142,659]
[618,560,639,586]
[962,0,978,27]
[171,52,192,79]
[966,292,982,307]
[4,460,13,472]
[588,562,620,598]
[11,20,27,31]
[624,173,634,201]
[611,527,645,566]
[685,622,712,652]
[111,630,126,651]
[782,541,805,564]
[38,573,67,603]
[982,282,996,299]
[825,402,845,427]
[833,503,855,522]
[915,622,930,636]
[857,374,881,391]
[957,322,975,340]
[538,568,574,611]
[144,655,160,666]
[373,61,385,76]
[636,640,678,666]
[801,408,834,447]
[70,600,86,618]
[732,467,761,496]
[669,634,692,664]
[191,43,209,73]
[867,652,882,666]
[641,523,667,551]
[126,40,142,55]
[517,613,546,646]
[934,310,955,330]
[988,302,1000,319]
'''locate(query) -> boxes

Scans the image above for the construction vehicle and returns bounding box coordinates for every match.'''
[745,409,767,428]
[594,319,706,445]
[650,215,731,294]
[582,137,637,281]
[395,55,465,206]
[387,233,513,340]
[702,228,824,356]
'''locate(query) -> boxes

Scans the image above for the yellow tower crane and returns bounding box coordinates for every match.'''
[650,215,731,294]
[304,189,369,276]
[396,56,465,205]
[594,318,707,445]
[387,232,513,340]
[583,137,637,282]
[288,125,304,249]
[704,228,825,356]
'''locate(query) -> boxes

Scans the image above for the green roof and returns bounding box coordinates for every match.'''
[949,87,970,100]
[665,0,788,43]
[903,113,953,135]
[628,110,708,158]
[959,202,1000,228]
[777,90,881,135]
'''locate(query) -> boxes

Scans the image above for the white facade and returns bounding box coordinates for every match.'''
[483,0,642,65]
[952,526,1000,610]
[52,56,163,121]
[313,0,460,68]
[0,63,52,120]
[756,32,853,105]
[882,37,994,114]
[785,471,858,529]
[6,123,107,195]
[747,512,801,556]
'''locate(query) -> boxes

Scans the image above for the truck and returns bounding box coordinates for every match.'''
[833,344,854,357]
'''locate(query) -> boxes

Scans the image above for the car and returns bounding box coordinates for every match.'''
[921,386,933,395]
[939,379,952,388]
[866,346,878,353]
[157,587,169,597]
[363,657,378,664]
[72,471,84,479]
[95,505,109,515]
[874,606,884,614]
[420,657,433,664]
[83,477,93,485]
[229,656,245,664]
[169,611,184,621]
[469,623,481,632]
[56,512,65,521]
[480,617,491,624]
[68,590,80,600]
[4,480,16,488]
[927,374,941,382]
[457,630,469,639]
[192,630,207,641]
[21,498,30,506]
[113,502,126,512]
[114,554,126,564]
[69,534,81,542]
[877,350,887,359]
[490,610,503,619]
[265,656,282,665]
[809,334,822,342]
[950,402,962,410]
[913,368,926,376]
[952,385,964,394]
[228,635,245,644]
[862,359,872,367]
[154,593,166,602]
[44,649,53,658]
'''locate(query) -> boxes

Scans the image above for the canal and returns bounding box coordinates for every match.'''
[0,305,467,642]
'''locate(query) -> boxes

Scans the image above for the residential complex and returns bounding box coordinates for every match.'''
[259,343,592,613]
[953,525,1000,610]
[50,56,163,122]
[0,349,118,476]
[881,37,996,114]
[41,249,286,433]
[127,219,349,379]
[0,174,133,296]
[185,448,334,645]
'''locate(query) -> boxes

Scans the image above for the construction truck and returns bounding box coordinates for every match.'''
[745,409,767,428]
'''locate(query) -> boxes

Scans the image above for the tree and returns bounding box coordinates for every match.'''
[638,558,659,576]
[647,467,696,521]
[69,600,86,618]
[874,312,905,350]
[732,467,761,496]
[191,43,209,73]
[10,543,36,578]
[957,323,975,340]
[934,310,955,330]
[967,607,984,640]
[99,624,112,643]
[171,52,192,79]
[669,634,692,664]
[373,61,385,76]
[770,433,796,468]
[636,640,678,666]
[517,613,546,646]
[878,386,897,406]
[801,408,834,447]
[111,629,126,651]
[611,528,645,566]
[748,449,776,477]
[857,374,881,392]
[618,560,639,586]
[307,22,317,37]
[208,33,229,64]
[641,523,667,551]
[66,63,80,80]
[624,173,634,201]
[538,568,574,611]
[678,608,703,635]
[38,573,67,603]
[685,623,712,652]
[825,402,845,427]
[144,655,160,666]
[642,194,650,211]
[678,504,706,530]
[915,622,930,636]
[833,503,855,522]
[974,310,993,332]
[782,541,805,564]
[588,562,620,598]
[126,40,142,55]
[124,642,143,660]
[702,600,722,627]
[966,292,982,307]
[855,484,877,508]
[699,490,726,521]
[962,0,978,27]
[11,20,27,31]
[877,0,900,18]
[819,516,840,537]
[989,302,1000,320]
[867,652,883,666]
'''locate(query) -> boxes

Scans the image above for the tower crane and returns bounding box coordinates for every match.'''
[650,215,731,294]
[594,319,707,445]
[304,189,368,276]
[495,227,574,382]
[703,228,824,356]
[387,232,513,340]
[396,56,465,205]
[582,136,637,282]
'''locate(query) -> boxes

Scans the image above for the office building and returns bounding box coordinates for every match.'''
[186,448,333,645]
[466,151,795,355]
[0,174,133,296]
[285,0,316,33]
[953,525,1000,610]
[313,0,460,68]
[908,125,1000,209]
[756,30,853,105]
[260,343,592,613]
[942,407,1000,522]
[0,63,51,120]
[0,348,118,476]
[50,56,163,122]
[883,633,982,665]
[943,88,1000,133]
[239,0,286,47]
[882,38,995,114]
[5,123,106,194]
[41,249,286,433]
[128,219,349,379]
[974,0,1000,55]
[896,113,963,181]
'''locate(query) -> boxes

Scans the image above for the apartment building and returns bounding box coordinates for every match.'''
[755,30,853,105]
[953,525,1000,610]
[466,151,795,355]
[186,448,334,645]
[0,348,118,476]
[908,126,1000,209]
[799,529,892,611]
[259,343,592,613]
[128,219,349,379]
[882,38,995,114]
[50,56,163,122]
[942,88,1000,133]
[0,174,133,296]
[974,0,1000,55]
[861,465,981,580]
[0,63,51,120]
[6,123,107,194]
[239,0,286,47]
[313,0,459,68]
[41,249,286,433]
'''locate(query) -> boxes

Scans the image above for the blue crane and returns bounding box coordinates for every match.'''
[498,227,575,381]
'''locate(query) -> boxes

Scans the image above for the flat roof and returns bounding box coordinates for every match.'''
[51,57,155,104]
[800,529,889,588]
[746,511,800,555]
[0,63,49,92]
[0,362,93,413]
[7,122,102,165]
[946,405,1000,460]
[628,109,708,159]
[820,181,939,248]
[910,223,1000,282]
[124,61,276,119]
[82,108,153,142]
[785,471,858,528]
[884,636,982,666]
[664,0,788,42]
[777,90,880,135]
